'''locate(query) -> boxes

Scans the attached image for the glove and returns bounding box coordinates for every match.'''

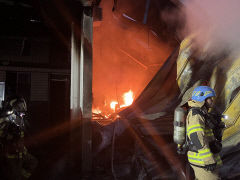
[209,140,222,154]
[205,163,217,171]
[177,144,188,155]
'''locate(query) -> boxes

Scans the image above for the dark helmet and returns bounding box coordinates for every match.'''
[9,97,27,113]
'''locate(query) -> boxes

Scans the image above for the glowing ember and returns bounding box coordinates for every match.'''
[110,101,118,111]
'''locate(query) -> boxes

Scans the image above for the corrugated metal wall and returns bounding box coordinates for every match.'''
[31,72,49,101]
[0,71,6,82]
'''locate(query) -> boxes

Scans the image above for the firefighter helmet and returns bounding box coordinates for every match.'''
[9,97,27,112]
[192,86,216,102]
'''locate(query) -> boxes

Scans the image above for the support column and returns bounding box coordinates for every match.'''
[70,6,93,176]
[80,7,93,174]
[70,21,81,176]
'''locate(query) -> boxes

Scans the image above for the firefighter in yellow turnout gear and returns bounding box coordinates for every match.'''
[187,86,222,180]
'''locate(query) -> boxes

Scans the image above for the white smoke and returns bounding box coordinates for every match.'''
[181,0,240,57]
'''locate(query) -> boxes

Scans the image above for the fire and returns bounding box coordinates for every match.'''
[93,90,134,115]
[121,90,134,107]
[92,108,102,114]
[110,101,118,111]
[111,90,134,111]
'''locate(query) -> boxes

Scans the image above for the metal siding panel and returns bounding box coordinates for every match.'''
[31,73,48,101]
[0,71,6,82]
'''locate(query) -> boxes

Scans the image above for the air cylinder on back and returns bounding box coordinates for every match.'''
[173,107,187,145]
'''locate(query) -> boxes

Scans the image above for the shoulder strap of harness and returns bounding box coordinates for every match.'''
[190,107,215,129]
[190,107,205,116]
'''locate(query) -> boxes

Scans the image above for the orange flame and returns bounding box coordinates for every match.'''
[110,101,118,111]
[93,90,134,115]
[122,90,134,107]
[92,108,102,114]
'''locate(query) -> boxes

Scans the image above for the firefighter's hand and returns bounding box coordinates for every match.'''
[205,163,217,171]
[209,140,222,154]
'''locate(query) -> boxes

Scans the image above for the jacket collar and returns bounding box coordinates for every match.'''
[188,100,205,108]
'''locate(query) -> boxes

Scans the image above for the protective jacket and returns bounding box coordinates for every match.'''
[186,100,222,168]
[0,111,37,179]
[0,113,26,159]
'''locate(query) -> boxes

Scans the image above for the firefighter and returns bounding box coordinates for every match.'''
[0,97,38,180]
[186,86,222,180]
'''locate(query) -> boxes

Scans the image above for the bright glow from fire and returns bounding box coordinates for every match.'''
[93,108,102,114]
[122,90,134,106]
[93,90,134,115]
[110,101,118,111]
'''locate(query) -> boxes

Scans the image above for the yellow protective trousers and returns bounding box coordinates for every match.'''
[190,165,220,180]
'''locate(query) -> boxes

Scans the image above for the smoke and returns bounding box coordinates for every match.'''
[181,0,240,57]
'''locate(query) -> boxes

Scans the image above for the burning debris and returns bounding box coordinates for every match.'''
[91,47,186,180]
[90,0,184,179]
[92,90,134,119]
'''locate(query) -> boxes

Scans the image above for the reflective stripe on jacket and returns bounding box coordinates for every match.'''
[186,100,222,167]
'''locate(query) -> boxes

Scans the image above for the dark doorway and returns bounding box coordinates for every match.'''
[17,72,31,102]
[49,74,70,126]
